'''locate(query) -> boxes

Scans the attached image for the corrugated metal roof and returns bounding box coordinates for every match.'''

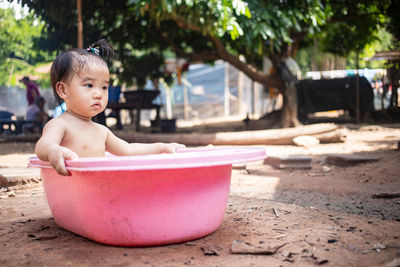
[368,50,400,61]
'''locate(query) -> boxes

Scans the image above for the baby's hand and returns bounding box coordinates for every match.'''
[160,143,186,153]
[48,146,79,176]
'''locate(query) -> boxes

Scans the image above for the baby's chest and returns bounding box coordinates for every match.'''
[62,127,107,156]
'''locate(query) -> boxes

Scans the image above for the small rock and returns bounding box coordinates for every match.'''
[322,166,331,172]
[317,259,329,265]
[281,250,291,257]
[373,243,386,252]
[346,226,357,232]
[200,244,219,256]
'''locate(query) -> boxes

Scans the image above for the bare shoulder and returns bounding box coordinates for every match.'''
[93,122,112,136]
[43,116,67,131]
[37,116,69,145]
[94,122,110,131]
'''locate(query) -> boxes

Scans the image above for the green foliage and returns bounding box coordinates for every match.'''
[0,6,55,86]
[296,0,397,73]
[352,27,395,69]
[127,0,326,67]
[17,0,398,88]
[14,0,399,126]
[120,51,165,89]
[232,0,325,65]
[386,0,400,47]
[17,0,328,83]
[321,0,392,55]
[129,0,251,40]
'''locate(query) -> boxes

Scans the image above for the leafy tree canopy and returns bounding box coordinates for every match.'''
[0,5,55,86]
[321,0,393,56]
[16,0,326,89]
[12,0,399,125]
[19,0,395,86]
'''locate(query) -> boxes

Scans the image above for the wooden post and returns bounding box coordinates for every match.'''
[77,0,83,48]
[253,82,260,116]
[160,78,173,119]
[183,82,189,120]
[237,70,244,115]
[224,62,230,116]
[251,80,255,115]
[355,51,360,123]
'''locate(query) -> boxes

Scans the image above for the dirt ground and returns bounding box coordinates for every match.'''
[0,123,400,267]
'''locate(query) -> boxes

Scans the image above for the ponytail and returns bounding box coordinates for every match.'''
[86,39,114,61]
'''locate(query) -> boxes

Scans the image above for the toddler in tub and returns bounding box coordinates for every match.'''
[35,40,185,175]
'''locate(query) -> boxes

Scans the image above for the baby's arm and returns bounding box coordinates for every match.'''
[105,129,186,156]
[35,119,78,176]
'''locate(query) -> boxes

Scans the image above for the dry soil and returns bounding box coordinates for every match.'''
[0,123,399,267]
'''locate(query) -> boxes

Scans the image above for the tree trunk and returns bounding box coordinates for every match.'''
[355,51,360,123]
[77,0,83,48]
[389,64,399,108]
[281,82,300,128]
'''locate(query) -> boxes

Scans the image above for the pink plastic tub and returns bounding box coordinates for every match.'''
[29,146,266,246]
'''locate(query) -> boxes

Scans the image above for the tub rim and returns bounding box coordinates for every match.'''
[29,146,267,172]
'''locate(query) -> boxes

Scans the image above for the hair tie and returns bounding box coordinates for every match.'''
[87,46,100,56]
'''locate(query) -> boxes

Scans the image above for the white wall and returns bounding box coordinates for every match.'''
[0,86,56,117]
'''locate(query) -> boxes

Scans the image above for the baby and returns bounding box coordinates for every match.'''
[36,40,185,175]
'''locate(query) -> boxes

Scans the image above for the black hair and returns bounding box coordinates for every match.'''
[35,96,45,105]
[50,39,114,104]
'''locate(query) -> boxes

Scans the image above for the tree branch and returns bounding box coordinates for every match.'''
[169,15,285,90]
[208,34,285,90]
[170,16,202,32]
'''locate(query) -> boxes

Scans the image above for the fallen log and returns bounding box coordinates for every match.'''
[116,123,340,146]
[311,128,347,143]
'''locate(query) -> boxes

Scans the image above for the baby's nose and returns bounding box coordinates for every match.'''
[93,88,103,98]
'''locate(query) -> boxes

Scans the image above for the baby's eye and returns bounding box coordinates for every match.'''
[85,84,93,88]
[102,86,108,91]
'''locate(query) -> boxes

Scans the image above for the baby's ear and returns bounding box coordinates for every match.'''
[56,82,67,100]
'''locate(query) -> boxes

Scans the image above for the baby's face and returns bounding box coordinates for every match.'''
[63,63,109,120]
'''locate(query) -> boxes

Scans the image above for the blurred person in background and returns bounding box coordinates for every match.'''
[25,96,49,133]
[20,76,41,106]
